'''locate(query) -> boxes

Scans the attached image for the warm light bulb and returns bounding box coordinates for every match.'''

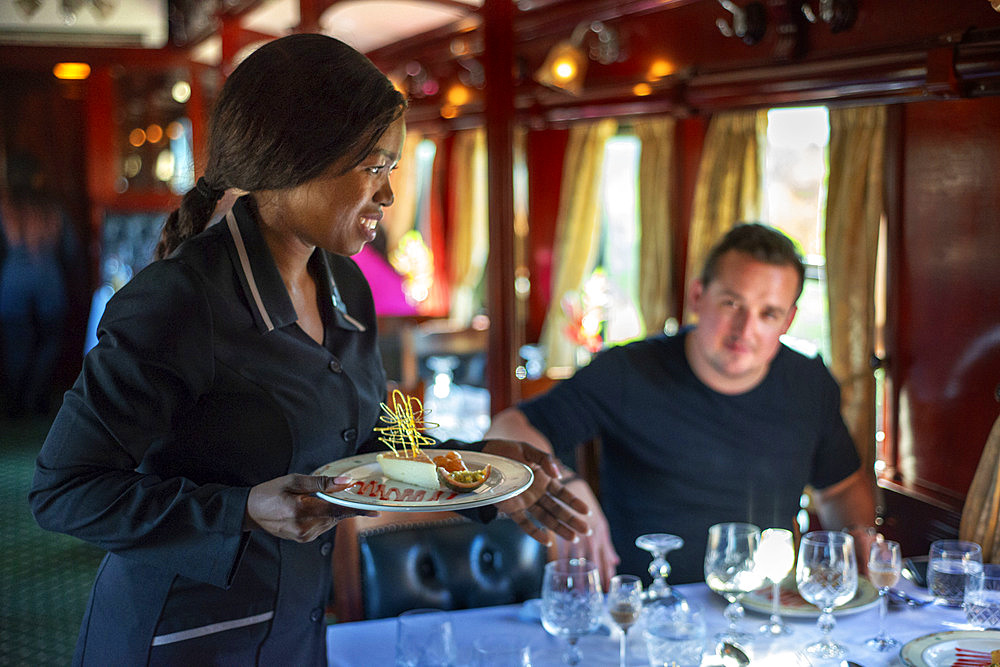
[53,62,91,80]
[633,83,652,97]
[553,59,577,82]
[648,59,674,80]
[171,80,191,104]
[446,83,470,107]
[128,128,147,148]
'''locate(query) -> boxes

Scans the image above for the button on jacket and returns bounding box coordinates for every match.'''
[30,196,386,666]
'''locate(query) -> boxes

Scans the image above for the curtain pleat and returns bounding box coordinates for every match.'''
[961,414,1000,563]
[684,110,766,323]
[634,116,676,335]
[539,118,618,369]
[448,129,489,326]
[826,105,886,473]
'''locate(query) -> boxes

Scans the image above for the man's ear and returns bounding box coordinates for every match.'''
[688,279,705,309]
[781,304,798,334]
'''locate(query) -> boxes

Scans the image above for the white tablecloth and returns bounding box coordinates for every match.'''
[326,581,971,666]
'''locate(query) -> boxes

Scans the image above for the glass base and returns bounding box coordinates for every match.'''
[758,620,792,636]
[715,628,754,646]
[865,635,900,652]
[805,639,847,660]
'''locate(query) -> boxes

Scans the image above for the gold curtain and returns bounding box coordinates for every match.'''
[960,414,1000,563]
[826,105,886,472]
[381,128,424,253]
[634,115,677,335]
[539,118,618,369]
[447,128,489,326]
[684,110,766,323]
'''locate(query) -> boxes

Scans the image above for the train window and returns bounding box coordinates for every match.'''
[589,134,644,346]
[764,106,831,361]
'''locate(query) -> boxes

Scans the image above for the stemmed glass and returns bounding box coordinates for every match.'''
[795,530,858,660]
[865,537,902,651]
[607,574,643,667]
[540,558,605,666]
[756,528,795,636]
[704,522,764,644]
[635,533,686,606]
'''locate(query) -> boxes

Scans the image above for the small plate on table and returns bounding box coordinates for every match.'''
[900,629,1000,667]
[741,578,880,618]
[312,449,533,512]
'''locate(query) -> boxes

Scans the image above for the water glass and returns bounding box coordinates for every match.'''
[928,539,983,607]
[396,608,456,667]
[471,634,531,667]
[642,600,706,667]
[965,563,1000,629]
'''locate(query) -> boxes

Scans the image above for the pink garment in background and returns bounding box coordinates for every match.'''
[353,245,417,316]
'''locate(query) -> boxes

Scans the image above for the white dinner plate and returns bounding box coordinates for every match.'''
[741,578,879,618]
[312,449,533,512]
[900,629,1000,667]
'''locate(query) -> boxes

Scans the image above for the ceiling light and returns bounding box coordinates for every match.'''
[52,62,90,79]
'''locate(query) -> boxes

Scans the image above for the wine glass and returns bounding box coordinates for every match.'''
[865,537,902,651]
[756,528,795,636]
[607,574,643,667]
[635,533,686,606]
[704,522,764,644]
[795,530,858,660]
[540,558,605,665]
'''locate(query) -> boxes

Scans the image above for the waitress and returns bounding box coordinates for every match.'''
[29,34,588,666]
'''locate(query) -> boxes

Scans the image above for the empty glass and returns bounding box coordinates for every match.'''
[540,558,604,665]
[928,539,983,607]
[795,531,857,660]
[396,608,456,667]
[635,533,685,606]
[965,563,1000,629]
[704,522,763,644]
[642,599,706,667]
[471,634,531,667]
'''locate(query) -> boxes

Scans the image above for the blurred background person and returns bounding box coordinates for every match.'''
[0,150,82,418]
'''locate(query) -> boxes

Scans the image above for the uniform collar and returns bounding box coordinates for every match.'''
[226,195,366,334]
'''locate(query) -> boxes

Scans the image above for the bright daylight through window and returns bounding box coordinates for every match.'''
[764,106,831,362]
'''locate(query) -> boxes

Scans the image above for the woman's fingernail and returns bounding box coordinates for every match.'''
[333,475,353,484]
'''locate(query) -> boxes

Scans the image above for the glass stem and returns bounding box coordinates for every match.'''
[770,580,781,627]
[619,629,628,667]
[564,637,582,666]
[877,588,888,638]
[817,608,835,641]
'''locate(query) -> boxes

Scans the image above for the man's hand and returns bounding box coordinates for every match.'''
[483,439,591,546]
[245,474,376,542]
[549,478,620,589]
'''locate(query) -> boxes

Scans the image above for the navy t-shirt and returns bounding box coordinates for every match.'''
[520,330,860,585]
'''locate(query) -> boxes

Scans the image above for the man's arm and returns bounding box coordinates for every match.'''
[811,467,877,572]
[487,407,620,587]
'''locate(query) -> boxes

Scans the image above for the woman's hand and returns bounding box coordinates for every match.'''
[483,439,592,546]
[245,474,376,542]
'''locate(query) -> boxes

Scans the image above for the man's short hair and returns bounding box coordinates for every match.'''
[700,223,806,301]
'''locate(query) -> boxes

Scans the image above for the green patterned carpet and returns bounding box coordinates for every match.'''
[0,417,104,666]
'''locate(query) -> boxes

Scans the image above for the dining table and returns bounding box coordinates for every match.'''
[325,577,990,666]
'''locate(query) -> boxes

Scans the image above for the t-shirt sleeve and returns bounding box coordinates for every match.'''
[807,357,862,490]
[518,347,625,463]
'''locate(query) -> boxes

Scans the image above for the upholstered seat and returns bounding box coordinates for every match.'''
[333,513,547,621]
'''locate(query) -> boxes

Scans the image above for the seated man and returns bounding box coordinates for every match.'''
[486,223,875,586]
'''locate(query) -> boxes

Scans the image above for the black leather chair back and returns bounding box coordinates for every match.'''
[357,516,546,619]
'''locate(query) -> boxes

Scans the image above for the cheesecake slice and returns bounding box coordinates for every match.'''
[376,452,440,490]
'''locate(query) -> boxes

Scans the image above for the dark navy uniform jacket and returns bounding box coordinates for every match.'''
[30,196,387,665]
